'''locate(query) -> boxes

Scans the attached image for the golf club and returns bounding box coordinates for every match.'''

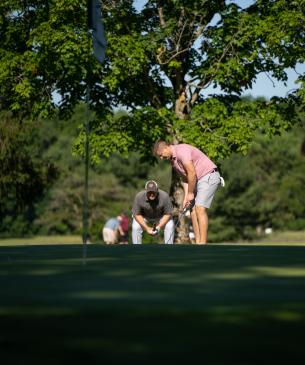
[162,199,195,244]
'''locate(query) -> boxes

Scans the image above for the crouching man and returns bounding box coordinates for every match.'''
[132,180,174,244]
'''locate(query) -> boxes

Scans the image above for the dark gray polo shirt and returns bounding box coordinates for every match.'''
[132,190,173,220]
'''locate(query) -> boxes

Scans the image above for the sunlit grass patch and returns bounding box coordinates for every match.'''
[0,235,81,246]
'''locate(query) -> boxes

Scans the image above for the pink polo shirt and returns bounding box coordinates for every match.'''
[171,144,216,180]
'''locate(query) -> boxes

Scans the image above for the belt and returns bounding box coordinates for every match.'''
[209,168,218,174]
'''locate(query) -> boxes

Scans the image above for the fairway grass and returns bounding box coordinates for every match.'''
[256,230,305,244]
[1,243,305,364]
[1,229,305,247]
[0,235,81,246]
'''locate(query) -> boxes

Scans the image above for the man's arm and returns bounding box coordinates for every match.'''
[118,224,124,236]
[182,182,188,208]
[155,214,171,231]
[181,161,196,208]
[134,214,156,235]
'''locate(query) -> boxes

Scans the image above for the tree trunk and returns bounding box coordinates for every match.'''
[169,90,191,243]
[169,168,190,243]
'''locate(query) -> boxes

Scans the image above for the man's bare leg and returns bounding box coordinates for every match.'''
[195,205,208,244]
[190,208,200,243]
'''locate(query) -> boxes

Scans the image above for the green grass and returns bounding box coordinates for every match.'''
[1,242,305,364]
[1,228,304,246]
[0,235,81,246]
[257,230,305,244]
[0,231,305,246]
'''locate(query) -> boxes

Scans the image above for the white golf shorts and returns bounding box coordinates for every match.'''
[195,171,221,208]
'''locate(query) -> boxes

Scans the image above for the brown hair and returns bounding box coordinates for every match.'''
[152,140,170,155]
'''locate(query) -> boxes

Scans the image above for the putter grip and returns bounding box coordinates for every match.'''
[183,199,195,213]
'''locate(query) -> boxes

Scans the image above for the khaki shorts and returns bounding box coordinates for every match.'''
[102,227,117,244]
[195,171,221,208]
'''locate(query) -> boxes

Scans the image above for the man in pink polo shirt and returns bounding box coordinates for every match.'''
[153,140,221,244]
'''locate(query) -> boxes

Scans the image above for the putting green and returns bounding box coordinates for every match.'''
[1,243,305,364]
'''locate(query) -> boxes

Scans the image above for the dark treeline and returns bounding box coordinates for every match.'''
[1,101,305,242]
[210,122,305,241]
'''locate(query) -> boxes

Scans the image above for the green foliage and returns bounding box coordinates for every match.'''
[1,103,304,242]
[35,170,131,237]
[29,106,134,239]
[210,124,305,242]
[0,111,58,237]
[1,0,304,149]
[0,0,110,118]
[77,0,303,162]
[1,1,305,240]
[32,106,171,240]
[179,96,295,159]
[74,106,173,163]
[0,104,172,240]
[83,96,296,166]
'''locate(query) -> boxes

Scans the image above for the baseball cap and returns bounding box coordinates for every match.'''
[145,180,158,192]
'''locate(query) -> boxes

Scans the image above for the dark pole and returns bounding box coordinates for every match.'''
[83,0,107,263]
[82,28,92,265]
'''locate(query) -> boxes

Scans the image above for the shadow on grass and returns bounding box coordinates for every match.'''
[1,244,305,364]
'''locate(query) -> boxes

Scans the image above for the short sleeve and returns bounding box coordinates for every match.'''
[177,146,192,165]
[163,195,173,215]
[132,194,141,215]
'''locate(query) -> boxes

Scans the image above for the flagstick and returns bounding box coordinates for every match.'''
[82,29,92,266]
[82,87,90,265]
[82,0,107,264]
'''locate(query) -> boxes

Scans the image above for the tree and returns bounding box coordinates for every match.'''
[1,1,304,240]
[1,0,303,121]
[0,111,57,237]
[81,0,303,240]
[208,122,305,242]
[30,106,171,241]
